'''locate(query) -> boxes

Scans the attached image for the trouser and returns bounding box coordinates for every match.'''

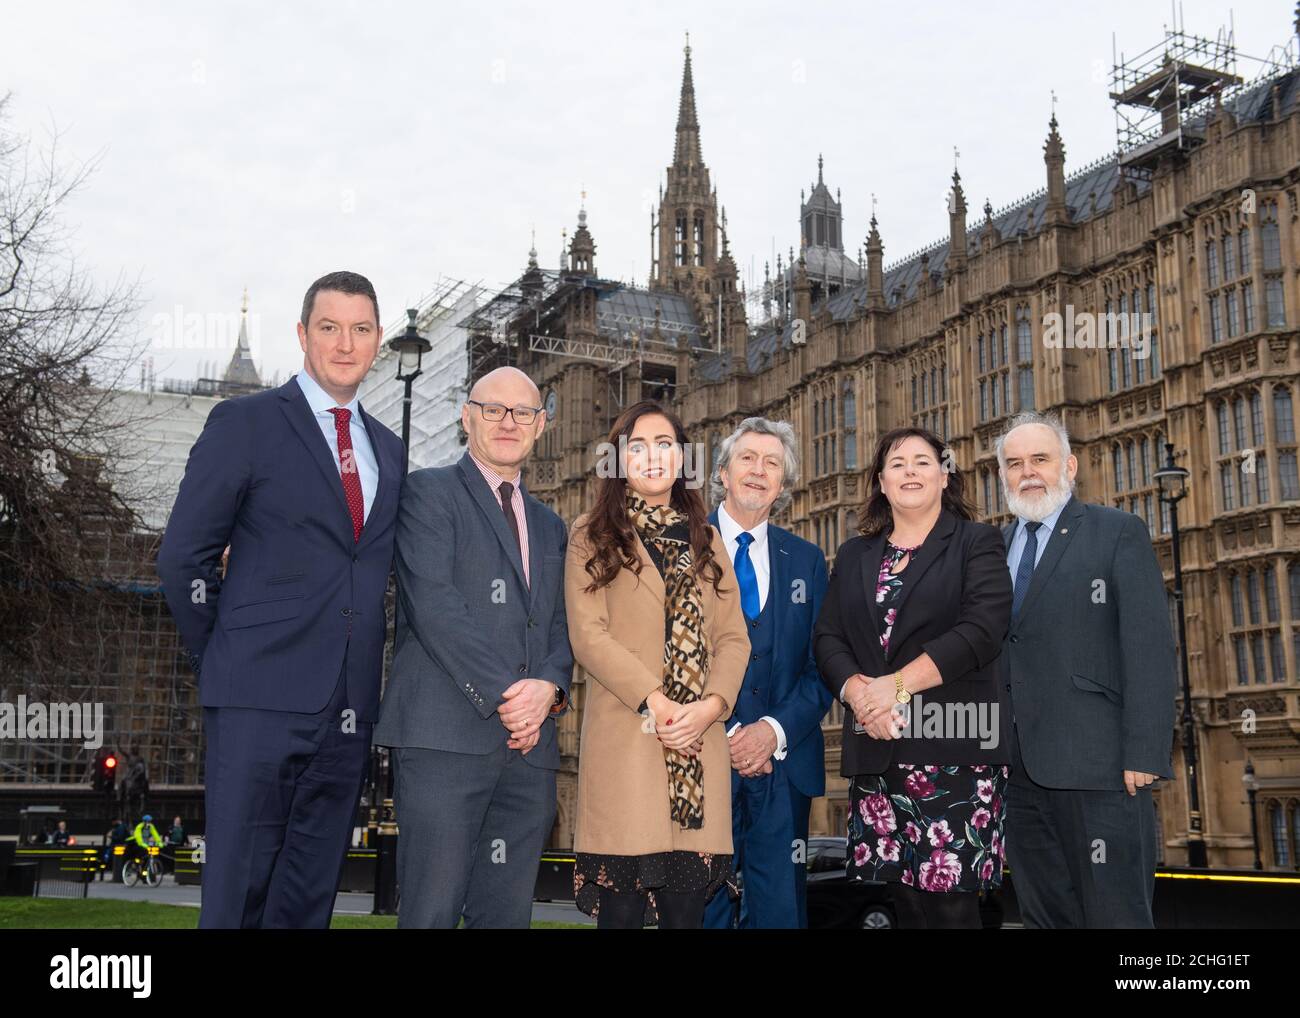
[199,658,370,929]
[1006,723,1157,928]
[392,742,556,929]
[702,763,811,929]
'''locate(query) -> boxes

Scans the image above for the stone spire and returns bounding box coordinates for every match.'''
[947,169,968,274]
[1043,108,1069,226]
[222,288,262,389]
[673,32,702,168]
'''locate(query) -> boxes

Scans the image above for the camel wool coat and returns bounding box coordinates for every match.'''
[565,512,751,857]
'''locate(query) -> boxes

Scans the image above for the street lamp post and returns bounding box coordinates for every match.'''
[1154,441,1208,868]
[1242,760,1262,870]
[371,308,430,916]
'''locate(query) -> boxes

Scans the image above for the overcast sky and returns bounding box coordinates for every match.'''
[4,1,1295,384]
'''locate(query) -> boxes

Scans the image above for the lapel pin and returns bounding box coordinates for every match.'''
[1060,528,1068,534]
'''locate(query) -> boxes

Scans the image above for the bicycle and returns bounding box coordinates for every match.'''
[123,844,164,888]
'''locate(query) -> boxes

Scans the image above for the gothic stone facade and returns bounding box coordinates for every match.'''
[470,45,1300,870]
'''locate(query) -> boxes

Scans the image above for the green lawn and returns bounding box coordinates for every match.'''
[0,898,587,929]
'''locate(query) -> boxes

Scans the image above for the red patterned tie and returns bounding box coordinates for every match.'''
[328,407,365,542]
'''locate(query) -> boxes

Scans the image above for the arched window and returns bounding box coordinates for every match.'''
[1217,402,1232,454]
[1262,202,1281,270]
[1270,802,1290,867]
[1276,386,1296,443]
[1113,445,1124,492]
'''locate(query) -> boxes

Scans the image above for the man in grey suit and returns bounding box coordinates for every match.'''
[996,411,1176,928]
[374,366,572,928]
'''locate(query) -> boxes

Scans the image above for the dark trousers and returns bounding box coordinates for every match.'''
[597,886,708,929]
[199,658,370,929]
[1006,724,1157,928]
[702,763,811,929]
[392,742,556,929]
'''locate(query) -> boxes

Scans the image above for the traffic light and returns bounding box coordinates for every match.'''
[92,752,118,793]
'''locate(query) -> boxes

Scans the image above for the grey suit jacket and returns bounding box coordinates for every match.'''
[1002,496,1176,790]
[373,452,573,770]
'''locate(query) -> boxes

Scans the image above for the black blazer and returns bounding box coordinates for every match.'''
[813,510,1013,776]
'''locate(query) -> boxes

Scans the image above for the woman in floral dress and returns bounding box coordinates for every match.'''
[813,426,1013,928]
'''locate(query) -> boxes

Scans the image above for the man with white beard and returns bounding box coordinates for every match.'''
[995,412,1175,928]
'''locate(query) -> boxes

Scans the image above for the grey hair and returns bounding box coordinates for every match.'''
[710,417,800,514]
[994,411,1072,471]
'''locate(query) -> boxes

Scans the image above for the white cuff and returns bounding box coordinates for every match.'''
[726,721,742,738]
[760,715,788,760]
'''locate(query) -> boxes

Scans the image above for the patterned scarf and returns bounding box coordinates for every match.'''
[627,490,708,829]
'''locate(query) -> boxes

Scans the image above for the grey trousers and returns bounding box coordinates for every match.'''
[392,742,556,929]
[1006,723,1158,928]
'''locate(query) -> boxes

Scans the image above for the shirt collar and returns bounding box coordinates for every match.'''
[467,449,524,492]
[717,500,768,549]
[1017,499,1067,542]
[296,368,364,426]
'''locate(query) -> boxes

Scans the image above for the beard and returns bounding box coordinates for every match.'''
[1003,471,1074,522]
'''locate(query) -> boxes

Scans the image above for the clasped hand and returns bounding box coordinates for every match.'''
[647,690,721,756]
[497,678,556,754]
[844,673,906,740]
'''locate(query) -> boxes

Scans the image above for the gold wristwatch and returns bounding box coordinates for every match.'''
[894,673,911,704]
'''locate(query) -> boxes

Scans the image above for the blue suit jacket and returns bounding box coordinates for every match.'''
[372,452,574,770]
[156,376,405,724]
[709,510,831,798]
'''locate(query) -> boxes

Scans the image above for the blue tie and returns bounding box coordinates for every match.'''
[734,532,760,620]
[1011,522,1042,620]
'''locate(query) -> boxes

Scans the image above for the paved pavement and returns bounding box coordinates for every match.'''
[84,876,594,925]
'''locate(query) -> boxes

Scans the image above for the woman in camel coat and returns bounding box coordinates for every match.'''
[565,399,751,929]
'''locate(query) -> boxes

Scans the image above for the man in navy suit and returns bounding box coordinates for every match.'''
[374,366,573,928]
[702,418,831,929]
[157,271,406,928]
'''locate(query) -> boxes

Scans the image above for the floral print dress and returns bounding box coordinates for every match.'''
[846,541,1009,893]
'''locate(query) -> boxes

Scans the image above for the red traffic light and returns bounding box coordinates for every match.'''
[105,756,117,769]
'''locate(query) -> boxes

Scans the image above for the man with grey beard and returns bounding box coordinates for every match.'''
[995,412,1175,928]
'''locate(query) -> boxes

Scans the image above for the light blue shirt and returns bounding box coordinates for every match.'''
[1005,500,1068,580]
[295,369,379,523]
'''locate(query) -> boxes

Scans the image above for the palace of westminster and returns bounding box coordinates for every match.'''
[460,16,1300,870]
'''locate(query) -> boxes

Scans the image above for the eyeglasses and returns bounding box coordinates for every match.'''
[467,400,542,425]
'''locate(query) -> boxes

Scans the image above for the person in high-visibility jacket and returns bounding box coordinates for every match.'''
[131,815,161,849]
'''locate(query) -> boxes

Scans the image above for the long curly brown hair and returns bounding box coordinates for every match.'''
[580,400,724,594]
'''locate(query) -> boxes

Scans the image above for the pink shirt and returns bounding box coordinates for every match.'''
[468,450,530,588]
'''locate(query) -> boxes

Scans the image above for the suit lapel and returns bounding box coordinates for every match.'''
[858,531,889,645]
[457,453,529,592]
[767,526,789,629]
[355,403,395,549]
[278,379,353,540]
[523,490,544,607]
[1012,497,1087,631]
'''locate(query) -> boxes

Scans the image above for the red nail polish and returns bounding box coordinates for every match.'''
[666,719,673,725]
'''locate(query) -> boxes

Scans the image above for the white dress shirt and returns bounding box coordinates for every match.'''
[715,501,788,762]
[295,368,378,523]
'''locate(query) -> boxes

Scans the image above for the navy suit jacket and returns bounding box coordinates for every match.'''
[710,510,831,798]
[156,376,405,724]
[372,452,574,770]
